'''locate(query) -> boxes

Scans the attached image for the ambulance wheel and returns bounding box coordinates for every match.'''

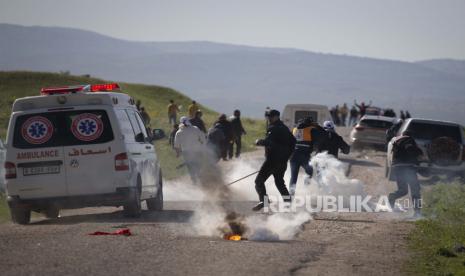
[124,182,142,218]
[44,206,59,219]
[10,206,31,225]
[147,171,163,211]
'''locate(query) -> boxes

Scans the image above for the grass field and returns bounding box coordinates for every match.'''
[407,181,465,275]
[0,71,266,222]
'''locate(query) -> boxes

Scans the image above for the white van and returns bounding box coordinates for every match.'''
[4,83,163,224]
[282,104,331,129]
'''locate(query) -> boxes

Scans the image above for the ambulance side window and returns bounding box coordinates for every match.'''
[126,110,145,142]
[134,112,148,138]
[115,110,135,142]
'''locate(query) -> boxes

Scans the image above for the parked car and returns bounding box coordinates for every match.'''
[386,118,465,180]
[350,115,397,149]
[4,83,163,224]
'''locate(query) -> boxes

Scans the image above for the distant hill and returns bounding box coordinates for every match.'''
[0,71,264,178]
[1,24,464,124]
[416,59,465,79]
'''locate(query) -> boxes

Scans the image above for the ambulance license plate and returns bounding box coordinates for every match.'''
[23,166,60,176]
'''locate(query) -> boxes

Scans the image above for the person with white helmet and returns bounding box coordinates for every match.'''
[174,116,207,184]
[317,121,350,158]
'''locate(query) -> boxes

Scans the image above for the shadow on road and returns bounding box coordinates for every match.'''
[30,209,194,226]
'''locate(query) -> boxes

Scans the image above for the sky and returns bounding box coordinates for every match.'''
[1,0,464,61]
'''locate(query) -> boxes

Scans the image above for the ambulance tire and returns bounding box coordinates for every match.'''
[10,205,31,225]
[124,180,142,218]
[147,171,163,211]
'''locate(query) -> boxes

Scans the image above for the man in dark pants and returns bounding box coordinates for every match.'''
[229,109,247,158]
[214,114,233,161]
[289,117,325,195]
[388,131,423,215]
[253,110,296,211]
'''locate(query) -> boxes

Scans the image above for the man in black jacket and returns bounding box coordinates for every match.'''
[190,110,207,133]
[214,114,233,161]
[207,122,225,162]
[317,121,350,158]
[253,110,296,211]
[229,110,247,158]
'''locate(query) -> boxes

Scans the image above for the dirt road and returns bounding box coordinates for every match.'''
[0,128,415,276]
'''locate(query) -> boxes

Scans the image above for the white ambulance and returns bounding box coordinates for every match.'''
[4,83,163,224]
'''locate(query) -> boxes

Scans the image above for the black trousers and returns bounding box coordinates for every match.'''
[220,141,229,160]
[228,136,242,158]
[254,159,290,202]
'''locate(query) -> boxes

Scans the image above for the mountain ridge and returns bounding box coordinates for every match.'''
[1,23,464,124]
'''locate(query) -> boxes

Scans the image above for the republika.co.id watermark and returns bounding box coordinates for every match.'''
[263,195,422,213]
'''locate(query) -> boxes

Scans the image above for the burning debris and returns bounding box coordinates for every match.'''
[219,212,248,241]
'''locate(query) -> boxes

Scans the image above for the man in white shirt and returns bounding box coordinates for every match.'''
[174,116,207,184]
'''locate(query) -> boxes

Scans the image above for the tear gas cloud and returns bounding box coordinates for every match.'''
[165,152,371,241]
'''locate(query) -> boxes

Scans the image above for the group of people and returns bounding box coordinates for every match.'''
[164,100,422,215]
[168,99,247,162]
[330,100,371,127]
[254,109,423,215]
[252,109,350,210]
[168,99,247,184]
[170,102,352,208]
[330,100,413,127]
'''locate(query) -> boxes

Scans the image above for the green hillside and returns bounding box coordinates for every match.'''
[0,71,266,179]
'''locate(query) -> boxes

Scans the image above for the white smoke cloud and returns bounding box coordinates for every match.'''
[304,152,366,207]
[245,212,312,241]
[165,151,389,241]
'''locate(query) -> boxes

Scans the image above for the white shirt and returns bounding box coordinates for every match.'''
[174,125,206,154]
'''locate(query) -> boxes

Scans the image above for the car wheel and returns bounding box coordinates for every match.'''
[10,205,31,225]
[44,206,59,219]
[123,182,142,218]
[147,170,163,211]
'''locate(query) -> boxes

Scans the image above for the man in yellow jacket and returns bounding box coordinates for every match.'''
[167,99,180,125]
[188,100,199,118]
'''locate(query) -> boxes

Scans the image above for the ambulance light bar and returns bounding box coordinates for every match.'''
[40,83,121,95]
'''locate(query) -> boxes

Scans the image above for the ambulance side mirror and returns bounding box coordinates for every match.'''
[135,133,145,143]
[152,129,166,141]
